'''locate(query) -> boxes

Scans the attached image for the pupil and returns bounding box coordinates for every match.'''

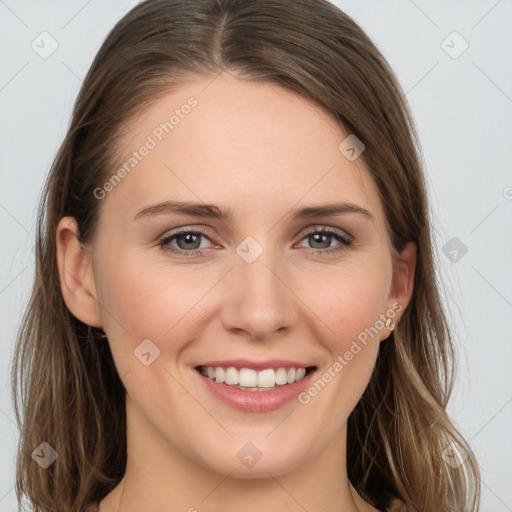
[312,233,329,248]
[179,233,199,249]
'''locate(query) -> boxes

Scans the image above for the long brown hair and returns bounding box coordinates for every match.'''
[12,1,480,511]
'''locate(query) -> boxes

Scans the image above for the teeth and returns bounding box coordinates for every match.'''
[239,368,257,387]
[199,365,310,390]
[257,369,275,388]
[275,367,288,385]
[224,367,239,385]
[214,367,225,383]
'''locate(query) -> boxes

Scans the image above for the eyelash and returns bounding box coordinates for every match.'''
[158,226,354,258]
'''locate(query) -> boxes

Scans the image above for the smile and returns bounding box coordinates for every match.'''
[194,362,318,412]
[198,365,314,391]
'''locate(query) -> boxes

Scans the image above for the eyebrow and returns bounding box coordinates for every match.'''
[133,200,375,223]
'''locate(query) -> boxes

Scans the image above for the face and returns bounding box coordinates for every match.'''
[61,71,414,479]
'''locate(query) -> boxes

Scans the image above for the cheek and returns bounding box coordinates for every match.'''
[299,257,391,345]
[94,251,217,371]
[296,259,390,401]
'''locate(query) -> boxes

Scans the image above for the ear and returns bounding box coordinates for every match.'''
[56,216,103,328]
[381,241,416,339]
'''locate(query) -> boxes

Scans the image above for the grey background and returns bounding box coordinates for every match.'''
[1,0,511,510]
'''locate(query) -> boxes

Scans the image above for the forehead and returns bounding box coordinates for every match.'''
[102,72,385,226]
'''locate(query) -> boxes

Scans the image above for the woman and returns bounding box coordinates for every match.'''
[12,1,480,511]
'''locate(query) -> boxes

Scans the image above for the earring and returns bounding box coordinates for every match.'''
[385,317,395,331]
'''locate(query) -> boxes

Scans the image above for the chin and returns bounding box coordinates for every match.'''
[194,442,307,479]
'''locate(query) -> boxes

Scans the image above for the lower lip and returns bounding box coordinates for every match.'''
[195,368,317,413]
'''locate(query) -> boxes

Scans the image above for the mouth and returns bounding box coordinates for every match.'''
[193,362,318,412]
[195,365,317,391]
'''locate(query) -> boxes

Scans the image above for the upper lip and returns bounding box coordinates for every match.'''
[196,359,316,371]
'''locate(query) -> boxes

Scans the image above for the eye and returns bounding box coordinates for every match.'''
[296,227,354,256]
[159,228,213,257]
[158,226,354,258]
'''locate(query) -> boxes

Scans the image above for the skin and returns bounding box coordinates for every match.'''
[56,71,416,512]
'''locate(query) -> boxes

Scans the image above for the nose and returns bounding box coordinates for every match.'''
[219,246,298,341]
